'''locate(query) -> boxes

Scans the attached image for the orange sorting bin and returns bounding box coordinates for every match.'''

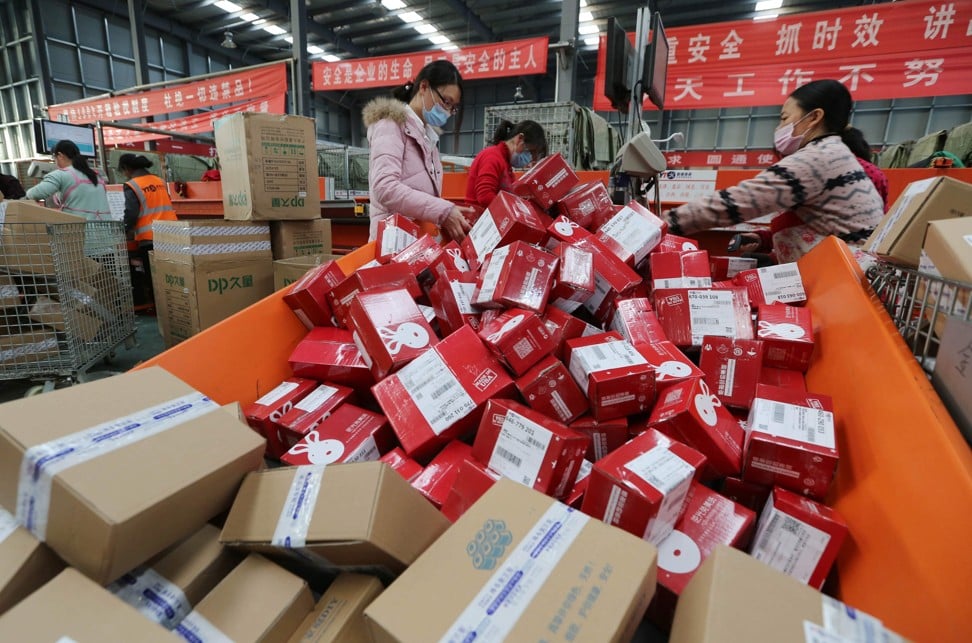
[138,237,972,642]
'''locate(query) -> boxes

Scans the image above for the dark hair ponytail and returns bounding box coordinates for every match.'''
[491,119,548,156]
[118,153,154,172]
[491,120,515,145]
[788,79,852,134]
[840,126,873,161]
[53,139,99,186]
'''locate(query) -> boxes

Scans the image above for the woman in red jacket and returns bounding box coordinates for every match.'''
[465,120,547,208]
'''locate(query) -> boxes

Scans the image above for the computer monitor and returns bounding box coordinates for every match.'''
[34,119,97,157]
[604,17,634,112]
[642,11,669,110]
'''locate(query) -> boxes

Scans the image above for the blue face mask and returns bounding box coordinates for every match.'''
[511,150,533,168]
[422,88,451,128]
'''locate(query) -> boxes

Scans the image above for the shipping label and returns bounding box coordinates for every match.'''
[751,399,835,449]
[397,349,476,435]
[688,290,737,344]
[757,263,806,303]
[751,504,831,584]
[470,211,502,260]
[475,245,510,305]
[488,410,554,486]
[599,208,662,264]
[271,464,327,549]
[255,380,300,407]
[624,446,696,544]
[294,384,340,412]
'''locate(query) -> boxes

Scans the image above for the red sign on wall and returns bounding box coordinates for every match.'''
[312,37,549,91]
[594,0,972,111]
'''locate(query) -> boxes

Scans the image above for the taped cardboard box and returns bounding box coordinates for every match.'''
[0,201,86,276]
[27,295,103,342]
[0,568,178,641]
[274,254,342,291]
[365,479,658,643]
[0,366,265,584]
[287,573,383,643]
[0,275,20,308]
[0,330,60,366]
[920,217,972,337]
[0,507,63,616]
[220,462,450,578]
[932,315,972,443]
[271,219,333,259]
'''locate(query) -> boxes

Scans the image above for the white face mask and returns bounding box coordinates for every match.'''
[773,112,814,157]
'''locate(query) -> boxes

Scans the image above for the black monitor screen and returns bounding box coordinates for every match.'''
[34,119,97,157]
[643,12,669,110]
[604,17,634,112]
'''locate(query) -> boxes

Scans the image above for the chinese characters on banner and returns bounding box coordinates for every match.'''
[312,37,549,91]
[664,150,780,168]
[594,0,972,111]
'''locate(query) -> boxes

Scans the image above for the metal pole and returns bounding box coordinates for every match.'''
[98,120,215,144]
[626,6,651,143]
[554,0,579,103]
[291,0,312,118]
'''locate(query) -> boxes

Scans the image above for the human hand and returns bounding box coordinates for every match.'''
[728,233,762,253]
[441,206,474,241]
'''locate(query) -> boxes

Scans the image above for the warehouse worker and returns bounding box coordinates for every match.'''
[25,140,111,220]
[466,119,548,208]
[0,172,26,200]
[663,79,884,263]
[117,153,177,246]
[363,60,475,242]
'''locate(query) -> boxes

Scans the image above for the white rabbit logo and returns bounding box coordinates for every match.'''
[694,380,722,427]
[553,217,580,237]
[447,248,469,272]
[486,314,525,343]
[656,360,692,381]
[269,401,293,423]
[681,241,698,251]
[288,432,345,464]
[757,321,806,339]
[378,322,431,354]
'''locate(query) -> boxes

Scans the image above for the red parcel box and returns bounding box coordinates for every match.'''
[511,152,579,209]
[576,237,643,322]
[327,262,422,326]
[280,404,394,466]
[390,233,444,289]
[380,447,424,483]
[595,200,667,269]
[471,241,557,313]
[570,415,629,461]
[427,270,480,335]
[439,458,501,523]
[564,458,594,508]
[429,240,472,278]
[375,213,422,263]
[649,250,713,290]
[274,382,355,451]
[462,191,549,267]
[556,180,614,230]
[288,327,374,388]
[657,234,700,253]
[548,242,595,313]
[653,288,753,348]
[243,377,318,457]
[347,287,439,380]
[709,255,757,281]
[733,262,807,307]
[699,336,766,410]
[515,355,590,424]
[282,259,345,329]
[546,214,595,247]
[635,340,704,387]
[565,332,656,421]
[410,440,474,508]
[756,303,815,372]
[478,308,557,377]
[609,298,668,346]
[543,306,601,360]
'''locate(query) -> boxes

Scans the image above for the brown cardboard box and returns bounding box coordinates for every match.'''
[27,296,103,342]
[0,276,20,308]
[866,176,972,266]
[669,545,911,643]
[0,330,60,366]
[286,573,383,643]
[364,479,658,643]
[0,507,63,616]
[220,462,449,578]
[932,315,972,444]
[0,201,86,276]
[0,568,179,641]
[274,254,342,291]
[153,220,273,260]
[215,112,321,221]
[0,366,265,584]
[175,554,313,643]
[923,217,972,283]
[271,220,333,259]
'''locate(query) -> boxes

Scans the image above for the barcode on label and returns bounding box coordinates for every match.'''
[527,436,546,450]
[773,402,786,424]
[772,269,799,279]
[495,446,522,467]
[592,345,607,362]
[696,317,721,325]
[431,382,454,400]
[780,515,801,534]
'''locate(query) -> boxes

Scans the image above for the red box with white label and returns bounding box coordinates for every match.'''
[733,263,807,306]
[543,307,601,360]
[461,191,549,268]
[288,327,374,388]
[410,440,473,508]
[389,233,443,288]
[656,234,700,254]
[472,241,557,313]
[546,214,595,246]
[548,243,595,313]
[743,384,838,500]
[327,262,424,327]
[511,152,579,210]
[282,260,346,329]
[440,458,502,522]
[569,415,629,461]
[280,404,394,467]
[756,304,815,372]
[478,308,557,376]
[720,476,772,515]
[759,367,807,391]
[430,239,472,278]
[595,200,667,269]
[652,288,753,348]
[582,428,707,544]
[565,332,656,421]
[709,256,758,281]
[375,213,422,263]
[471,399,590,500]
[565,459,594,508]
[649,250,713,290]
[274,382,355,451]
[347,287,439,380]
[427,270,480,335]
[243,377,319,458]
[647,377,744,479]
[609,298,668,346]
[555,180,614,230]
[648,482,756,628]
[516,355,590,424]
[635,340,704,388]
[699,336,765,410]
[575,236,643,322]
[372,325,515,461]
[749,487,849,589]
[380,447,424,483]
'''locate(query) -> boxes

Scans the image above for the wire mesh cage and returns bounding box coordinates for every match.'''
[484,102,577,164]
[0,220,135,383]
[317,144,371,196]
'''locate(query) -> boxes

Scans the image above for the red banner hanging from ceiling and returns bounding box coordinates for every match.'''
[47,63,288,125]
[312,37,549,91]
[594,0,972,111]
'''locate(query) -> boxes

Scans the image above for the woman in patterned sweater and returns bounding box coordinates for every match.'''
[665,79,885,263]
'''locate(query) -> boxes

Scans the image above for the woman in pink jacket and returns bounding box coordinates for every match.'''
[363,60,474,241]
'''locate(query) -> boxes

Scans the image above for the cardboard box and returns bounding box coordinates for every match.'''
[756,304,815,372]
[347,287,438,380]
[923,217,972,282]
[280,404,393,467]
[0,275,20,308]
[478,308,557,376]
[653,288,753,348]
[463,191,549,266]
[427,270,480,335]
[511,152,580,209]
[610,298,669,346]
[566,332,656,421]
[516,355,590,424]
[379,448,424,484]
[244,377,319,458]
[0,201,86,276]
[107,523,240,630]
[289,327,375,388]
[0,330,61,366]
[549,242,595,312]
[174,554,312,643]
[439,457,502,522]
[556,180,614,229]
[275,383,356,452]
[282,258,346,327]
[410,441,473,508]
[327,262,422,327]
[699,336,765,410]
[635,340,704,387]
[733,263,807,306]
[271,220,333,259]
[365,479,658,643]
[274,255,343,291]
[582,428,706,545]
[866,175,972,266]
[650,250,713,290]
[932,315,972,443]
[375,214,422,263]
[749,488,848,590]
[0,506,63,616]
[286,573,383,643]
[0,367,265,584]
[472,241,557,313]
[372,325,515,461]
[569,415,629,461]
[709,255,757,281]
[656,234,699,254]
[215,112,320,221]
[595,200,667,268]
[26,295,103,342]
[0,568,179,641]
[220,463,450,577]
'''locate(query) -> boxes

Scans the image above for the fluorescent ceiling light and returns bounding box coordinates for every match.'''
[283,35,293,43]
[399,11,422,23]
[253,18,266,25]
[754,12,778,20]
[381,0,407,9]
[579,11,594,22]
[428,34,450,44]
[414,23,437,34]
[580,0,587,6]
[583,34,599,47]
[263,24,286,35]
[323,54,340,62]
[441,43,459,51]
[240,12,260,22]
[579,24,599,35]
[308,45,324,54]
[755,0,783,10]
[214,0,242,13]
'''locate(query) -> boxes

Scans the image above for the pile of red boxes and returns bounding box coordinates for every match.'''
[248,153,849,632]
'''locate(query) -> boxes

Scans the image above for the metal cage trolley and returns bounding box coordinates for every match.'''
[0,220,136,389]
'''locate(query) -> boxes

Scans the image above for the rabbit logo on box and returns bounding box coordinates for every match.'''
[466,518,513,570]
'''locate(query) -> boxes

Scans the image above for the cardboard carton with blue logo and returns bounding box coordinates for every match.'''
[365,479,658,643]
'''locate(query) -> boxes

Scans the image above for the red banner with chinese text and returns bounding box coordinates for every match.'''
[594,0,972,111]
[47,63,288,125]
[312,37,549,91]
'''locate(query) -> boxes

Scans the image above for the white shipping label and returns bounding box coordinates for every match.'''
[475,246,510,305]
[582,272,613,315]
[654,276,713,289]
[16,392,217,541]
[688,290,738,344]
[345,436,380,463]
[439,503,589,643]
[568,341,648,387]
[624,446,696,544]
[397,349,476,435]
[866,177,934,250]
[470,212,502,260]
[381,226,417,257]
[918,251,942,277]
[419,304,437,324]
[751,504,831,584]
[821,596,904,643]
[726,257,757,278]
[757,263,806,303]
[551,296,584,313]
[174,610,235,643]
[804,622,856,643]
[751,399,836,449]
[488,410,554,486]
[964,234,972,248]
[720,358,737,396]
[255,381,300,407]
[294,384,340,412]
[575,458,594,483]
[271,465,327,549]
[450,280,477,315]
[0,507,18,544]
[109,565,192,629]
[55,638,80,643]
[599,208,662,263]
